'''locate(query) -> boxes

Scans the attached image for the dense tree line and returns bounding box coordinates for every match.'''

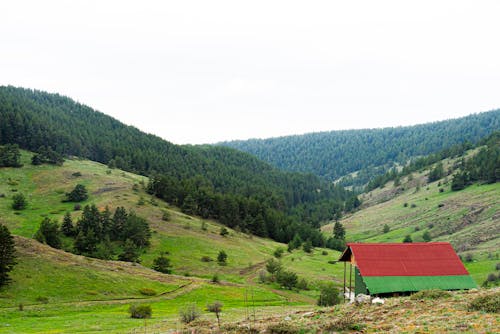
[0,144,22,167]
[365,132,499,192]
[0,86,359,246]
[35,205,151,261]
[451,132,500,190]
[221,111,500,184]
[365,141,474,191]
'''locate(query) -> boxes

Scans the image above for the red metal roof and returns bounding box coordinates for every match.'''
[340,242,469,277]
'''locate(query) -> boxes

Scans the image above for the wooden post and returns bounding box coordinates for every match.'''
[349,262,352,301]
[343,261,346,303]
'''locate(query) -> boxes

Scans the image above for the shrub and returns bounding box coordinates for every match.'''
[296,278,309,290]
[72,172,82,177]
[496,263,500,271]
[322,313,364,332]
[129,304,152,318]
[161,211,170,222]
[403,202,408,207]
[468,292,500,313]
[219,227,229,236]
[65,184,88,202]
[277,270,298,290]
[201,256,213,262]
[317,282,340,306]
[403,235,413,243]
[321,250,328,256]
[36,296,49,304]
[274,247,285,258]
[411,203,417,208]
[422,231,432,242]
[410,289,451,300]
[11,193,27,210]
[267,322,300,334]
[464,253,474,262]
[383,224,390,233]
[265,258,282,278]
[211,273,220,283]
[180,304,201,324]
[34,217,62,249]
[73,204,82,211]
[139,288,157,296]
[217,250,227,265]
[152,255,172,274]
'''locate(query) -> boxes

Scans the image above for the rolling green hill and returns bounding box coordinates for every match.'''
[220,110,500,186]
[0,151,345,333]
[0,86,358,245]
[322,149,500,285]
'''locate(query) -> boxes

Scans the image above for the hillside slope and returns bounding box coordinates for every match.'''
[220,110,500,184]
[0,86,358,243]
[322,150,499,284]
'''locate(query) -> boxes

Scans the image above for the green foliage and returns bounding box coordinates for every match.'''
[11,193,27,210]
[302,239,313,253]
[221,111,500,185]
[383,224,390,233]
[219,226,229,237]
[410,289,451,300]
[31,146,63,166]
[61,212,75,237]
[206,301,223,328]
[217,250,227,265]
[296,278,309,290]
[333,221,345,240]
[468,292,500,313]
[403,235,413,243]
[325,237,345,252]
[128,304,152,319]
[152,254,172,274]
[161,210,170,221]
[138,288,157,296]
[288,234,302,251]
[276,270,298,290]
[428,162,445,182]
[0,144,22,167]
[211,273,220,283]
[267,322,300,334]
[273,247,284,258]
[179,304,201,324]
[34,218,62,249]
[265,258,282,279]
[322,313,363,332]
[118,239,141,263]
[0,224,16,287]
[422,230,432,242]
[317,282,340,306]
[65,184,88,202]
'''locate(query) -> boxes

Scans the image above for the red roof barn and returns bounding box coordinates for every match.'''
[338,242,477,295]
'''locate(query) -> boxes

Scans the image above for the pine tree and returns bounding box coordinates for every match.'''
[61,212,75,237]
[0,224,17,287]
[333,221,346,240]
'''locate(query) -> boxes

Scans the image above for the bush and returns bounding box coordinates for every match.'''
[161,211,170,221]
[274,247,285,258]
[322,313,364,332]
[207,301,223,328]
[410,289,451,300]
[267,322,300,334]
[65,184,88,202]
[383,224,390,233]
[34,217,62,249]
[296,278,309,290]
[211,273,220,283]
[217,250,227,265]
[36,296,49,304]
[403,235,413,243]
[317,282,340,306]
[219,227,229,236]
[152,255,172,274]
[139,288,157,296]
[321,250,328,255]
[180,304,201,324]
[468,292,500,313]
[11,193,27,210]
[276,270,298,290]
[201,256,213,262]
[129,304,152,319]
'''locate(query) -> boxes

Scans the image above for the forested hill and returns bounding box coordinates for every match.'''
[0,86,358,245]
[219,111,500,184]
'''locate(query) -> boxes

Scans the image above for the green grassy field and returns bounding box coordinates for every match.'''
[0,152,334,333]
[1,151,498,333]
[322,157,500,285]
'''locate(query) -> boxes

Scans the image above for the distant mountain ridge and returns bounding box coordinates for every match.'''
[219,110,500,184]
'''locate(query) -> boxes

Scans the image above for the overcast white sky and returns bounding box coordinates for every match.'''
[1,1,500,144]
